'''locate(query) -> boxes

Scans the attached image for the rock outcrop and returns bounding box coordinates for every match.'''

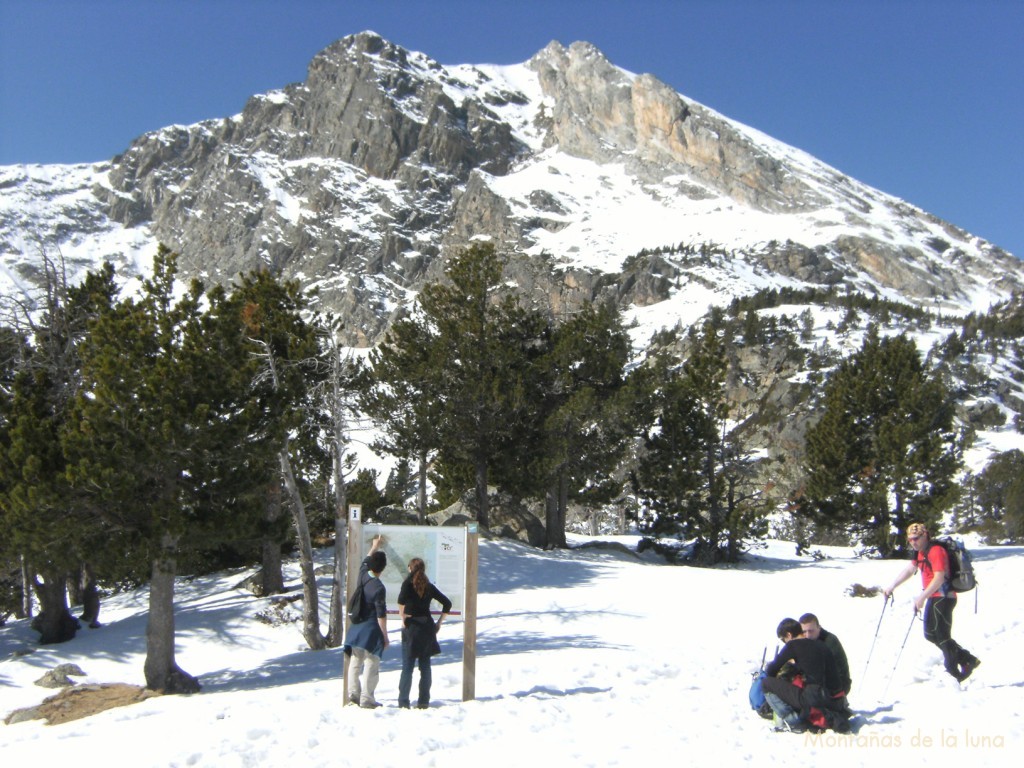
[3,31,1021,348]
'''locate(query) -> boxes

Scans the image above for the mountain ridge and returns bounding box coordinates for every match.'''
[1,30,1020,349]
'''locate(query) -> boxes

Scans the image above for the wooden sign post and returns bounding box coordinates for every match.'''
[341,504,362,705]
[462,522,478,702]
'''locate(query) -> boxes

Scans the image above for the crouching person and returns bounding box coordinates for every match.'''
[763,618,850,734]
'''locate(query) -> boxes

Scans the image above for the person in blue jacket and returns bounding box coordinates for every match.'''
[345,535,389,708]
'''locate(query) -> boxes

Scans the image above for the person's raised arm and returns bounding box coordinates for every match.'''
[883,562,917,599]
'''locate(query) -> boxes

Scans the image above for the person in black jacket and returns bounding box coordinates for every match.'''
[763,617,847,733]
[800,613,852,695]
[397,557,452,709]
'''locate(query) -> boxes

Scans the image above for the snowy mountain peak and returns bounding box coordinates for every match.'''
[1,34,1021,346]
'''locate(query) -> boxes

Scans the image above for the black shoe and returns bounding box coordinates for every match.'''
[348,695,359,705]
[416,702,430,709]
[958,656,981,682]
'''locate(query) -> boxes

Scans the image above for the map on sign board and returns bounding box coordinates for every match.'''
[360,524,466,618]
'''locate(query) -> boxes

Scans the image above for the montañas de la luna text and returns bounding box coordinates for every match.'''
[804,729,1005,749]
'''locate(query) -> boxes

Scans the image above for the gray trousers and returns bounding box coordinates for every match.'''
[348,647,381,706]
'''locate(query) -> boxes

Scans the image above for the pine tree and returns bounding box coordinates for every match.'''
[0,256,118,643]
[633,326,769,563]
[0,325,28,622]
[802,328,961,556]
[225,269,328,651]
[971,449,1024,541]
[359,315,446,520]
[65,246,263,690]
[347,468,387,517]
[0,364,85,642]
[537,302,631,547]
[381,242,547,528]
[383,458,415,506]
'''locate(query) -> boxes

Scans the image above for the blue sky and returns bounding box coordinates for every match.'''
[1,0,1022,258]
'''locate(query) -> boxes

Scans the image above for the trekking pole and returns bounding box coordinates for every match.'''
[862,593,891,681]
[751,646,766,680]
[882,608,918,699]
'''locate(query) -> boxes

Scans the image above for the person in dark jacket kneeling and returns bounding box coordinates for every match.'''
[800,612,852,699]
[763,617,849,734]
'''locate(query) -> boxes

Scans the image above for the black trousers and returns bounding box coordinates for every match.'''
[923,596,971,676]
[762,676,803,712]
[763,677,845,722]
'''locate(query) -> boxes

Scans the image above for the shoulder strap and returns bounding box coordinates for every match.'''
[915,543,936,578]
[914,542,929,566]
[924,540,954,591]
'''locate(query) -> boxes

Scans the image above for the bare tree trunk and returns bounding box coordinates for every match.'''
[78,562,101,627]
[66,563,101,625]
[20,555,33,619]
[250,333,324,649]
[475,458,489,529]
[554,471,569,548]
[144,534,200,693]
[280,447,326,650]
[544,472,569,548]
[326,497,347,647]
[725,476,740,563]
[326,345,349,648]
[260,481,285,596]
[545,484,558,548]
[67,571,83,607]
[326,433,348,647]
[32,569,78,644]
[417,448,428,522]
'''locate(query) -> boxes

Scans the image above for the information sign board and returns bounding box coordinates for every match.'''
[360,524,466,617]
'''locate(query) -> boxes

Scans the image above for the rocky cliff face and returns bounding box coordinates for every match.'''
[528,41,819,212]
[92,34,537,342]
[2,32,1021,347]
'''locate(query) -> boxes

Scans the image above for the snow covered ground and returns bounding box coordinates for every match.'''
[1,536,1020,767]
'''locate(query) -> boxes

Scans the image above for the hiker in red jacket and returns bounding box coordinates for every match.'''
[883,522,980,682]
